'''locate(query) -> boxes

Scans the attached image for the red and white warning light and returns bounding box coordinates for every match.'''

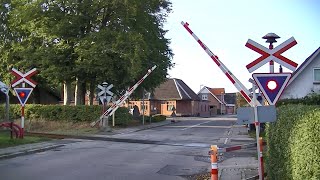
[11,68,38,138]
[266,80,277,91]
[252,73,291,105]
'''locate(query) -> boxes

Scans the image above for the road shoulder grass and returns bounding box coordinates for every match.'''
[0,131,51,149]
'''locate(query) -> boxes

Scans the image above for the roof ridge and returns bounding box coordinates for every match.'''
[288,47,320,85]
[173,79,182,99]
[175,80,192,99]
[205,87,224,104]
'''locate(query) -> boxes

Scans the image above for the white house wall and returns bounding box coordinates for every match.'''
[281,54,320,99]
[199,88,210,94]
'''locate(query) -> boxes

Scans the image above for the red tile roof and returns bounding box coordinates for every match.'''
[208,88,225,95]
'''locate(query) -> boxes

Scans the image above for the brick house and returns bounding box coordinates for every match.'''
[198,87,236,115]
[223,93,236,114]
[127,78,208,117]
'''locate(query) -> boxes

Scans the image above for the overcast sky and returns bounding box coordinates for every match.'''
[164,0,320,93]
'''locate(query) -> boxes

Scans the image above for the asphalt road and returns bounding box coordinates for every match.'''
[0,116,255,180]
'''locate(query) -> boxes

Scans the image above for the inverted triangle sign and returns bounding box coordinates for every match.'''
[14,88,33,106]
[99,96,111,104]
[252,73,291,105]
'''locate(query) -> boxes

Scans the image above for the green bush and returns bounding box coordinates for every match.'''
[112,107,133,126]
[277,93,320,106]
[266,104,320,179]
[0,104,23,120]
[152,114,166,122]
[0,104,131,123]
[24,105,102,122]
[133,114,166,123]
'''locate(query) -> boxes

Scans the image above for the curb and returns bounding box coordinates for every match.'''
[0,144,65,160]
[245,173,268,180]
[26,132,162,145]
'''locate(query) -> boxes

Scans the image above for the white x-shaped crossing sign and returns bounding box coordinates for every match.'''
[98,82,114,104]
[246,37,298,73]
[11,68,38,88]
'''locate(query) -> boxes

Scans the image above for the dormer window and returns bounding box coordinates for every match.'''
[202,94,208,100]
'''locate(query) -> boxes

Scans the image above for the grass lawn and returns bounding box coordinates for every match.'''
[0,131,51,149]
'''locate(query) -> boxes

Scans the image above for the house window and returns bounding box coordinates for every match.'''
[202,94,208,100]
[314,68,320,83]
[141,102,148,110]
[167,102,174,111]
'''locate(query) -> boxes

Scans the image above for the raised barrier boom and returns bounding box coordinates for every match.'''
[181,21,260,107]
[90,65,157,127]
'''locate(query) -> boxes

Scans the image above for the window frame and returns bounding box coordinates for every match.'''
[140,102,148,111]
[166,102,174,111]
[313,68,320,84]
[202,94,208,100]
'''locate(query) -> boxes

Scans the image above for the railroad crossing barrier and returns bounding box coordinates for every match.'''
[181,21,261,107]
[90,65,157,127]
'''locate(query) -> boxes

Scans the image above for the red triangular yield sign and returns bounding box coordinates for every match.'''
[14,88,33,106]
[252,73,291,105]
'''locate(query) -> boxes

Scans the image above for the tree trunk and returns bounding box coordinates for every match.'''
[88,82,95,105]
[63,80,72,105]
[74,78,86,105]
[81,82,86,105]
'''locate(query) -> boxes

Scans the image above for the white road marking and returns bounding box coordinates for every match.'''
[224,138,229,144]
[181,121,212,130]
[166,125,232,129]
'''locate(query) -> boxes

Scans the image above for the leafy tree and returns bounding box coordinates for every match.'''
[236,92,249,108]
[0,0,173,105]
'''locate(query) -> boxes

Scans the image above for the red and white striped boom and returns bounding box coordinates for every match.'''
[91,65,157,127]
[181,21,257,107]
[218,143,257,153]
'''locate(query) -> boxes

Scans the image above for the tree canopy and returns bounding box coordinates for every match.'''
[0,0,173,104]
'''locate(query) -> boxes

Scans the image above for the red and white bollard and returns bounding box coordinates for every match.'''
[210,145,218,180]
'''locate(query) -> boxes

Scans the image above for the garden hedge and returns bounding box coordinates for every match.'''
[0,104,132,125]
[266,104,320,179]
[133,114,167,123]
[277,93,320,106]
